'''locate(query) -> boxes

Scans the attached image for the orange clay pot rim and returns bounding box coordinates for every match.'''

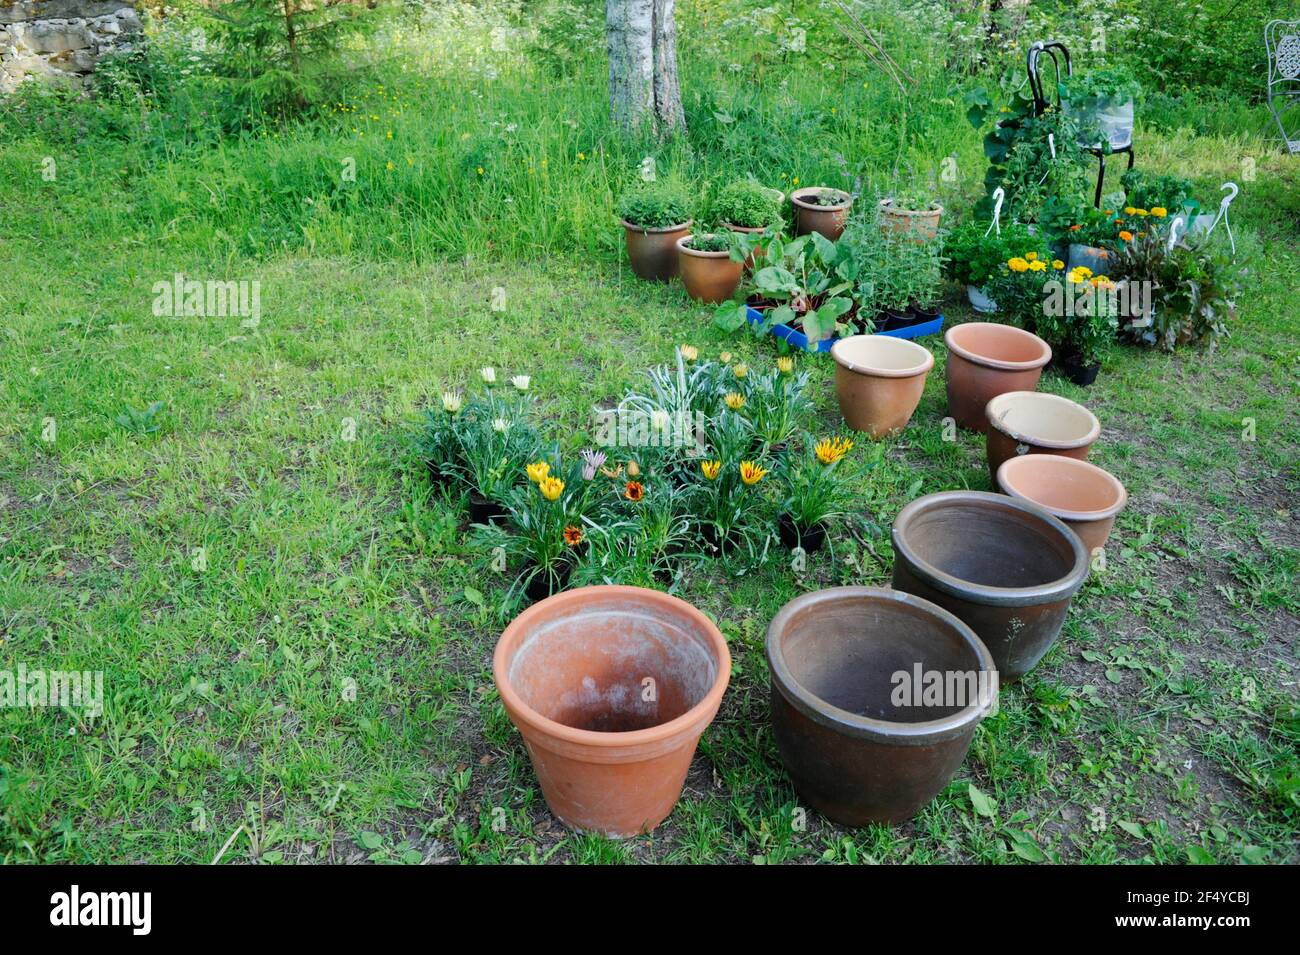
[878,198,945,216]
[492,584,731,749]
[984,390,1101,449]
[945,322,1052,371]
[996,455,1129,522]
[620,217,693,234]
[676,234,737,259]
[831,334,935,379]
[790,187,852,211]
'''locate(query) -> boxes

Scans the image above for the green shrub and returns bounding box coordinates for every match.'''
[1062,65,1143,105]
[617,181,693,228]
[685,233,731,253]
[1121,169,1197,214]
[712,181,781,228]
[944,221,1042,288]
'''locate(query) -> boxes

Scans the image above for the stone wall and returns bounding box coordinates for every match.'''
[1,1,142,94]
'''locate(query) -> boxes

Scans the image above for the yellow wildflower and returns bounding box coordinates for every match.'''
[526,461,551,484]
[538,476,565,501]
[724,392,746,411]
[777,356,794,374]
[680,344,698,361]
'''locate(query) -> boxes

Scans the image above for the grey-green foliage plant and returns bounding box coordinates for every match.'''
[712,181,782,228]
[617,180,693,228]
[684,233,731,253]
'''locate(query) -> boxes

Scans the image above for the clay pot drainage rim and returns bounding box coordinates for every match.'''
[766,587,995,745]
[986,391,1101,449]
[945,322,1052,371]
[790,187,851,210]
[492,585,731,753]
[997,455,1128,523]
[832,335,934,378]
[891,491,1089,608]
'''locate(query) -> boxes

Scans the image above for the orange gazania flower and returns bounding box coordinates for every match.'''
[624,480,645,501]
[739,461,768,485]
[563,525,584,546]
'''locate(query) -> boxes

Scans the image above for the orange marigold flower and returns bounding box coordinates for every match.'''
[1119,230,1134,242]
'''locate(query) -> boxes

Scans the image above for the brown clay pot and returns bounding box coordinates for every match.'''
[996,454,1128,556]
[622,218,692,282]
[767,587,997,826]
[831,334,934,439]
[676,234,744,304]
[492,585,730,837]
[984,390,1101,483]
[878,199,944,241]
[891,491,1088,681]
[944,323,1052,432]
[790,187,853,240]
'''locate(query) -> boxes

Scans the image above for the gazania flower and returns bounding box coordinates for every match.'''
[441,391,463,414]
[580,449,606,481]
[724,392,746,411]
[626,459,641,478]
[733,363,748,379]
[701,459,721,481]
[538,476,565,501]
[492,417,508,433]
[479,366,496,385]
[526,461,551,484]
[739,460,768,485]
[1118,230,1134,242]
[1052,259,1065,270]
[777,356,794,374]
[719,351,733,364]
[510,375,530,391]
[624,480,645,501]
[600,463,624,479]
[815,436,853,465]
[1151,207,1167,218]
[563,525,584,546]
[680,344,698,361]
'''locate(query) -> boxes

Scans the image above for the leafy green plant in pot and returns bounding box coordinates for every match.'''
[690,404,772,557]
[618,180,694,281]
[944,221,1039,313]
[1038,272,1120,386]
[983,246,1058,335]
[713,180,784,233]
[1061,65,1142,151]
[776,433,867,553]
[1041,194,1122,275]
[790,187,854,240]
[879,185,943,241]
[449,371,541,524]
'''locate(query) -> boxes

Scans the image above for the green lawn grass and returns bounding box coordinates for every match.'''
[1,14,1297,863]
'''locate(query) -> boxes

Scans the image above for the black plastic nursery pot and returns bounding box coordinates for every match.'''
[909,302,941,324]
[1054,353,1102,387]
[524,560,573,603]
[880,308,915,332]
[468,492,508,525]
[777,514,827,553]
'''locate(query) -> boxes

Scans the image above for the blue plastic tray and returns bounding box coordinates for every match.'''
[746,307,943,353]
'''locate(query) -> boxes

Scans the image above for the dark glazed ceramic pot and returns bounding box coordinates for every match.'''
[622,218,693,281]
[890,491,1088,681]
[767,587,997,826]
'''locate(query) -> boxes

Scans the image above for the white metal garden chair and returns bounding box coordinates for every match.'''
[1266,20,1300,153]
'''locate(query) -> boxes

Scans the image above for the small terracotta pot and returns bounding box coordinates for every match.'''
[996,455,1128,555]
[676,234,743,304]
[622,218,692,282]
[879,199,944,241]
[891,491,1088,681]
[493,585,730,837]
[944,323,1052,432]
[791,187,853,240]
[767,587,997,826]
[831,334,934,439]
[984,390,1101,483]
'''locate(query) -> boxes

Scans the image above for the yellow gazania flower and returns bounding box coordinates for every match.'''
[1008,257,1030,273]
[1029,259,1047,272]
[680,344,698,361]
[1025,251,1038,261]
[724,392,746,411]
[815,436,854,466]
[1151,207,1168,217]
[563,525,584,546]
[733,363,748,379]
[777,356,794,374]
[526,461,551,484]
[701,460,721,481]
[1052,259,1066,270]
[739,460,768,485]
[538,476,565,501]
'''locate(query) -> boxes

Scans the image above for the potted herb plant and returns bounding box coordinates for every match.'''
[1036,272,1119,386]
[777,434,860,552]
[790,186,854,240]
[676,232,745,304]
[713,180,784,237]
[944,221,1039,314]
[879,186,944,241]
[983,246,1058,334]
[1062,65,1141,151]
[617,180,694,281]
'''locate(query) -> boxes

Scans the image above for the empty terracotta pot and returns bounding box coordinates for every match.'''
[622,218,693,281]
[767,587,996,826]
[676,235,744,304]
[984,391,1101,483]
[878,199,944,241]
[791,187,853,240]
[493,585,730,837]
[891,491,1088,681]
[831,334,935,439]
[944,323,1052,432]
[997,454,1128,555]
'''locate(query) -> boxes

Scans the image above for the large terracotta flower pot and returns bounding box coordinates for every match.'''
[493,585,730,837]
[831,334,934,439]
[790,187,853,240]
[891,491,1088,681]
[879,199,944,241]
[944,323,1052,432]
[997,455,1128,556]
[767,587,996,826]
[983,390,1101,483]
[676,235,743,304]
[622,218,692,282]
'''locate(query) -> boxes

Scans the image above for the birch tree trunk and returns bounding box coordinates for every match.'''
[607,0,685,136]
